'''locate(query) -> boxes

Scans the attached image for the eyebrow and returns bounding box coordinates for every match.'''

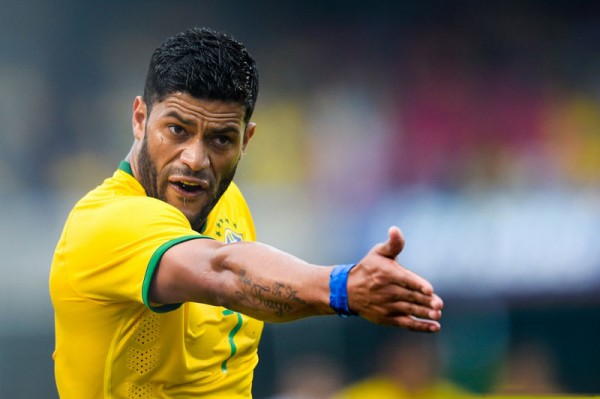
[165,111,196,127]
[164,111,242,134]
[210,126,242,135]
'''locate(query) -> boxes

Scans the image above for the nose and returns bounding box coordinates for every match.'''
[180,139,210,171]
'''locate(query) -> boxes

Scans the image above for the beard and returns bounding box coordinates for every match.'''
[137,135,237,232]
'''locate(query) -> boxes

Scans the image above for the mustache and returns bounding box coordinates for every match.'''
[169,167,214,183]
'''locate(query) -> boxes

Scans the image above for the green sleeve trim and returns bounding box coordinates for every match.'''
[118,160,133,176]
[142,235,212,313]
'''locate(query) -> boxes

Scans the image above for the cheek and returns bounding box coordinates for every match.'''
[212,154,239,176]
[148,136,180,168]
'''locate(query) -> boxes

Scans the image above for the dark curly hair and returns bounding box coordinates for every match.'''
[143,27,259,123]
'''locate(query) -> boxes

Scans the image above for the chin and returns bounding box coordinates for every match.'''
[180,206,201,222]
[187,205,213,232]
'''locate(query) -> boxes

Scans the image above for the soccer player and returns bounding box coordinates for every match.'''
[50,27,443,398]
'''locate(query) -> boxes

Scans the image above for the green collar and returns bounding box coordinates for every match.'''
[119,160,133,176]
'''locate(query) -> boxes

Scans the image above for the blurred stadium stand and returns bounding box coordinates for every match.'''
[1,0,599,396]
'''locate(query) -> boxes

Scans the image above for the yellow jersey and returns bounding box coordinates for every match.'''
[50,161,263,398]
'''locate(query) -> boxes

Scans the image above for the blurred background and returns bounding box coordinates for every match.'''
[1,0,599,397]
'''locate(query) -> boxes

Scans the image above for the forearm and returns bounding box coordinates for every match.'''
[151,239,335,322]
[151,227,444,331]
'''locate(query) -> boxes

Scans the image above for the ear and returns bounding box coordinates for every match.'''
[132,96,147,141]
[241,122,256,154]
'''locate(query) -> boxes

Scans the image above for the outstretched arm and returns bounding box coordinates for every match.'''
[149,226,443,332]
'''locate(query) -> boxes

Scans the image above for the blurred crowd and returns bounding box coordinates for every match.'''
[265,332,564,399]
[1,1,599,397]
[2,1,600,197]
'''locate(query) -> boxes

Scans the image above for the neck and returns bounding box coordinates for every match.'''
[124,143,140,181]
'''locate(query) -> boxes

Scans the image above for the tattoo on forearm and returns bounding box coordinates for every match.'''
[236,270,306,317]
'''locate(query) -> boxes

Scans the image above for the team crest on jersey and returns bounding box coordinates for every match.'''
[215,218,244,243]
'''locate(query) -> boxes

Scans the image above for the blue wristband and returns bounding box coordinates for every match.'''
[329,264,358,317]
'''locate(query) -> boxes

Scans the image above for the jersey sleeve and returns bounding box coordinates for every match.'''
[61,195,208,312]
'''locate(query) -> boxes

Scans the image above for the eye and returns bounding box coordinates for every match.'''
[214,135,232,145]
[211,134,235,148]
[168,125,186,136]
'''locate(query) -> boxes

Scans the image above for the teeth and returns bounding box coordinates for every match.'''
[180,181,199,186]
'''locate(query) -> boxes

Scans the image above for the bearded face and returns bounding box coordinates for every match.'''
[132,93,253,232]
[137,135,238,232]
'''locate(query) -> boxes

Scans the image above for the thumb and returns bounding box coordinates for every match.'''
[376,226,405,259]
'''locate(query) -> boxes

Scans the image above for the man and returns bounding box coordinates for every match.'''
[50,27,443,398]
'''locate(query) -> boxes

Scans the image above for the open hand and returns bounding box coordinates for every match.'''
[346,226,443,332]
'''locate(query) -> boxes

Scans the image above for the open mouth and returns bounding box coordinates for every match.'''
[172,180,205,194]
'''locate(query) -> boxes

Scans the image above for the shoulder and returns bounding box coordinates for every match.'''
[221,181,247,204]
[212,181,252,215]
[81,167,190,227]
[67,170,194,245]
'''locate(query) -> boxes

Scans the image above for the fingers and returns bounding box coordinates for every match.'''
[430,293,444,311]
[383,299,443,332]
[375,226,405,260]
[404,316,441,333]
[354,280,443,331]
[367,310,442,332]
[396,289,444,315]
[396,293,443,320]
[353,226,444,332]
[375,288,443,321]
[374,227,434,296]
[397,266,435,296]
